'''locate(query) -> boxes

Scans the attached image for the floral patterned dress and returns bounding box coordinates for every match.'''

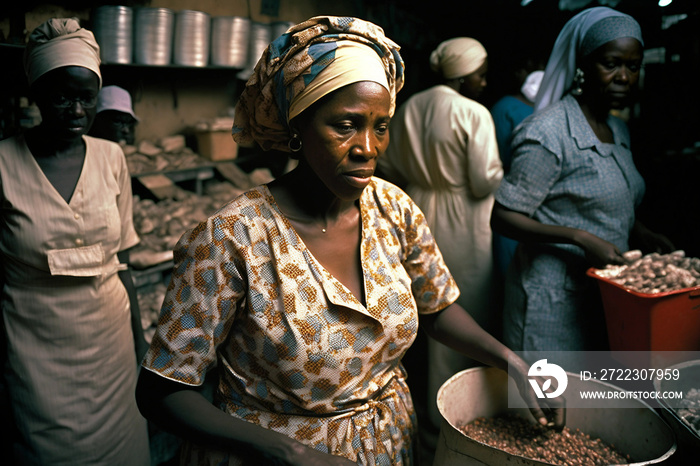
[142,178,459,465]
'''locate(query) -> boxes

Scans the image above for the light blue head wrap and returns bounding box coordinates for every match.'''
[534,7,643,112]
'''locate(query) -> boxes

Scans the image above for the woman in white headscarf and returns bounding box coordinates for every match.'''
[377,36,504,438]
[491,7,674,367]
[0,18,150,465]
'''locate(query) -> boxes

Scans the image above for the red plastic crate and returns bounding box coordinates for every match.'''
[587,268,700,356]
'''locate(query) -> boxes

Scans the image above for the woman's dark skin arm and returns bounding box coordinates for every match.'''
[491,201,626,269]
[420,303,566,428]
[136,370,356,465]
[629,219,675,254]
[117,248,149,362]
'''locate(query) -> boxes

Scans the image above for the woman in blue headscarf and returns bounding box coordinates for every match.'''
[491,7,674,365]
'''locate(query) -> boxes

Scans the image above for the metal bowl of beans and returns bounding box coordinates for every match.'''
[434,366,677,465]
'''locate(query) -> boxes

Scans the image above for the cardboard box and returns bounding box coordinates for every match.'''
[196,131,238,161]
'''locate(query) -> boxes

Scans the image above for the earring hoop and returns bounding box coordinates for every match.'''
[571,68,585,96]
[288,134,302,152]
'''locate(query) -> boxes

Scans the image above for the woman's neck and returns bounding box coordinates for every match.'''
[26,126,86,159]
[444,78,461,92]
[575,95,614,144]
[270,162,365,305]
[269,162,357,226]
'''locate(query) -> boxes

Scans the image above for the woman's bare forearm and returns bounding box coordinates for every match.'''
[419,304,565,428]
[491,202,585,246]
[135,370,356,465]
[490,202,625,267]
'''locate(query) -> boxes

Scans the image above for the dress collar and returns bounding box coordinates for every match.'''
[562,94,630,153]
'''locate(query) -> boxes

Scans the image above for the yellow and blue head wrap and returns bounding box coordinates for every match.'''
[233,16,404,152]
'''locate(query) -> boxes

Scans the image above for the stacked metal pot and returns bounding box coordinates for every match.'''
[91,6,293,68]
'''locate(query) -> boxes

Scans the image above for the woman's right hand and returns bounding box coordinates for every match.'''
[575,230,626,269]
[138,370,358,466]
[491,204,625,268]
[272,441,358,466]
[510,354,566,429]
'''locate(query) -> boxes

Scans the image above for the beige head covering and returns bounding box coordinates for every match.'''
[430,37,487,80]
[24,17,102,87]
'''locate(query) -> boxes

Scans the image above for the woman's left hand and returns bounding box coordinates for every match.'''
[420,306,566,429]
[631,220,675,255]
[510,356,566,429]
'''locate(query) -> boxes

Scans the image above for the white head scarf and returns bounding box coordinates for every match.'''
[24,17,102,87]
[521,70,544,103]
[429,37,487,80]
[534,7,643,112]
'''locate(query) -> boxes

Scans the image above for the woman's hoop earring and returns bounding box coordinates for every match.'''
[288,134,302,152]
[571,68,585,96]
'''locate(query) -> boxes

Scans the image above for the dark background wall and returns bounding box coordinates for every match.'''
[366,0,700,256]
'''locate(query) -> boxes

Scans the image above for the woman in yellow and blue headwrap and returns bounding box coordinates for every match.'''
[1,17,149,465]
[137,16,563,466]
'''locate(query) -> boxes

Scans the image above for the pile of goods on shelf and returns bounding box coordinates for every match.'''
[124,135,213,174]
[591,250,700,294]
[138,282,167,344]
[459,413,631,466]
[130,184,230,268]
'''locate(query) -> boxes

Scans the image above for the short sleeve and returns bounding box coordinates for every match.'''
[374,180,460,314]
[495,126,562,217]
[114,145,140,251]
[142,216,247,386]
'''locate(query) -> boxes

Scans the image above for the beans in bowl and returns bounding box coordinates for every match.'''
[459,413,631,465]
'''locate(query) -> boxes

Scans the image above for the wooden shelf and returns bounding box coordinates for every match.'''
[102,62,243,71]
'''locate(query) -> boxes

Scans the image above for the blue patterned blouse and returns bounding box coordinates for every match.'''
[495,94,645,354]
[496,94,645,259]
